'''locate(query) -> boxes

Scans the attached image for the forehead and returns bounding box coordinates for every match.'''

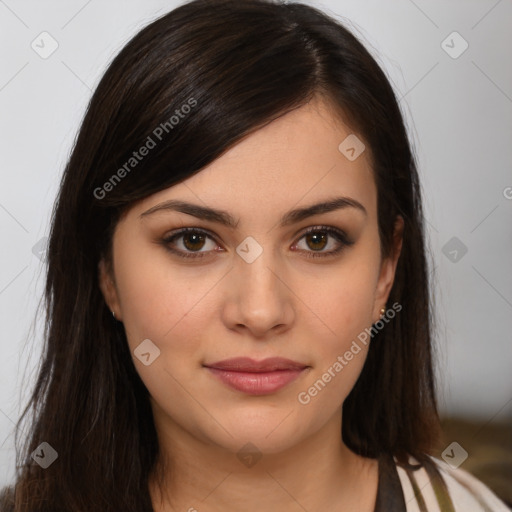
[130,97,376,225]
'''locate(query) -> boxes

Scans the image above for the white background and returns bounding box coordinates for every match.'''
[1,0,511,486]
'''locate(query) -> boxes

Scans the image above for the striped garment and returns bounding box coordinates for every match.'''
[376,454,510,511]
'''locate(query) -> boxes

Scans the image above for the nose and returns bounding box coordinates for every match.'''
[221,243,295,339]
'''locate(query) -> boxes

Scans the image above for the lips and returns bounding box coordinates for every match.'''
[204,357,309,395]
[205,357,307,372]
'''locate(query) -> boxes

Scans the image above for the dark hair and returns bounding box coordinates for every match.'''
[2,0,440,510]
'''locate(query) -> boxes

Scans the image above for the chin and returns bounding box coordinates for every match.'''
[214,429,303,458]
[203,409,309,456]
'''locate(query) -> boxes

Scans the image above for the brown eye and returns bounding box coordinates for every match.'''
[293,226,354,259]
[162,228,219,259]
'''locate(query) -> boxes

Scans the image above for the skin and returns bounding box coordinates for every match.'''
[99,96,403,512]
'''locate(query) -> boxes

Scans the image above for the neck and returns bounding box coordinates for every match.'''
[148,408,378,512]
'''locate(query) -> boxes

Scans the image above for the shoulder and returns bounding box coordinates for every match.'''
[0,485,15,512]
[395,455,510,511]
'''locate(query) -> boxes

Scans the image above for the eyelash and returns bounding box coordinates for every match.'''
[161,225,354,260]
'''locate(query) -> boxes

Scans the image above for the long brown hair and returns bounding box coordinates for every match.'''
[1,0,440,509]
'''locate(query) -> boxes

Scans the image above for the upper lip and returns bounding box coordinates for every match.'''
[204,357,308,372]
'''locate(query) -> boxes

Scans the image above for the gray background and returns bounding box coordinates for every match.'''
[1,0,511,486]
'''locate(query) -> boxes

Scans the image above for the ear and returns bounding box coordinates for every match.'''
[372,215,404,322]
[98,258,123,321]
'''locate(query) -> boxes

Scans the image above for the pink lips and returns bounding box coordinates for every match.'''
[204,357,308,395]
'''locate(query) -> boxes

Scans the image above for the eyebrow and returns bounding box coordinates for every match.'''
[139,196,367,228]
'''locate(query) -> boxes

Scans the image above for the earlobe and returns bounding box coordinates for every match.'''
[98,258,122,320]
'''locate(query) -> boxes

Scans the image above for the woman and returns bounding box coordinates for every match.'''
[1,0,508,510]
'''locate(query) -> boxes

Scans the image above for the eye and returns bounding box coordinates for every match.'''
[161,226,353,260]
[292,226,354,258]
[161,227,220,259]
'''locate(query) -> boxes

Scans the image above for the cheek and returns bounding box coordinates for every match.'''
[296,287,374,415]
[295,243,381,404]
[113,240,222,365]
[305,251,380,350]
[113,247,220,427]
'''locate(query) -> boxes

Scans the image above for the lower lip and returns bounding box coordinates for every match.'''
[206,368,306,395]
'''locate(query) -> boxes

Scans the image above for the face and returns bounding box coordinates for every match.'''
[99,97,402,457]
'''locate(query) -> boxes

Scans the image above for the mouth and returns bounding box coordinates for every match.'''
[203,357,310,395]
